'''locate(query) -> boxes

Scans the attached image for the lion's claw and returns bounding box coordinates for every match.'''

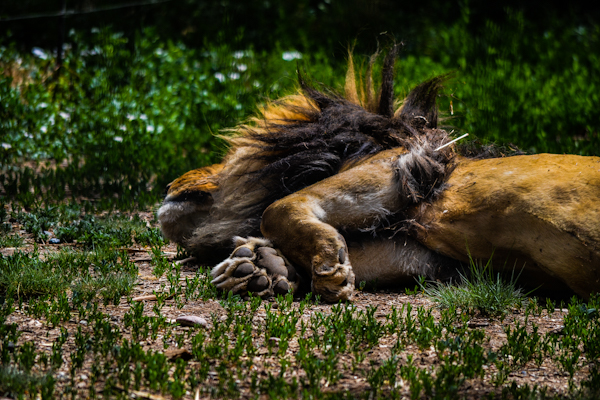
[211,237,301,298]
[311,259,355,302]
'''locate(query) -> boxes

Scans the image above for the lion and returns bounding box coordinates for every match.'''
[157,45,600,302]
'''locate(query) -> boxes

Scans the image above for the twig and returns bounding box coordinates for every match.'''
[435,133,469,151]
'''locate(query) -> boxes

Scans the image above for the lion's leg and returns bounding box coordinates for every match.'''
[210,236,302,298]
[260,147,445,301]
[348,234,461,287]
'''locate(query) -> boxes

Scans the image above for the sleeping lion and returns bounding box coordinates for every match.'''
[158,45,600,302]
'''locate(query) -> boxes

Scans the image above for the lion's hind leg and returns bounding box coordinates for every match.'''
[211,237,302,298]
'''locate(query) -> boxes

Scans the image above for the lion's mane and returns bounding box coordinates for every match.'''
[175,45,499,261]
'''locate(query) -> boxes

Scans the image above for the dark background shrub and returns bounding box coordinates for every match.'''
[1,0,598,208]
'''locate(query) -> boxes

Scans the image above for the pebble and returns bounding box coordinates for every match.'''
[176,315,208,328]
[79,320,88,326]
[49,238,61,244]
[132,294,158,301]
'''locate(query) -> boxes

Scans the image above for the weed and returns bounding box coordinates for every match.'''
[405,275,427,295]
[135,227,167,247]
[151,245,170,278]
[0,251,70,300]
[13,207,59,243]
[0,365,55,399]
[0,234,24,248]
[423,256,527,316]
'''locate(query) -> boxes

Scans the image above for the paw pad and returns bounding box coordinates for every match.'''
[233,262,254,277]
[211,237,301,298]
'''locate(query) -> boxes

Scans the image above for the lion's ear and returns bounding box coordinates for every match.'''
[376,43,399,118]
[395,75,448,129]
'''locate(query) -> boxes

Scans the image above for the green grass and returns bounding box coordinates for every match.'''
[0,234,24,248]
[422,255,527,316]
[0,251,71,300]
[0,207,143,306]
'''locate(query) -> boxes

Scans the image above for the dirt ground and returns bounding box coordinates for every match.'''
[0,212,593,399]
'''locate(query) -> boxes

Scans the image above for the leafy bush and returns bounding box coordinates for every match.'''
[432,9,600,155]
[1,6,599,208]
[0,28,342,208]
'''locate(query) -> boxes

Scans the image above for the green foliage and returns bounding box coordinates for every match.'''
[2,6,599,207]
[434,9,600,155]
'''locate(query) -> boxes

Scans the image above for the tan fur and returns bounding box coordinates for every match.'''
[165,164,223,198]
[412,154,600,296]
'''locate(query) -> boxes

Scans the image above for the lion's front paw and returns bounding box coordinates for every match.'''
[210,237,301,298]
[311,236,355,302]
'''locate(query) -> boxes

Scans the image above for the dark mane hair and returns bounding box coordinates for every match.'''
[239,44,453,207]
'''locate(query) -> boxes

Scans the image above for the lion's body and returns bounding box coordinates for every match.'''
[413,154,600,295]
[158,48,600,301]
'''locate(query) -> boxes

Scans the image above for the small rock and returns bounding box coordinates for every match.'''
[29,319,43,328]
[176,315,208,328]
[548,325,565,335]
[79,320,88,326]
[49,238,61,244]
[132,294,158,301]
[467,319,489,328]
[164,348,193,361]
